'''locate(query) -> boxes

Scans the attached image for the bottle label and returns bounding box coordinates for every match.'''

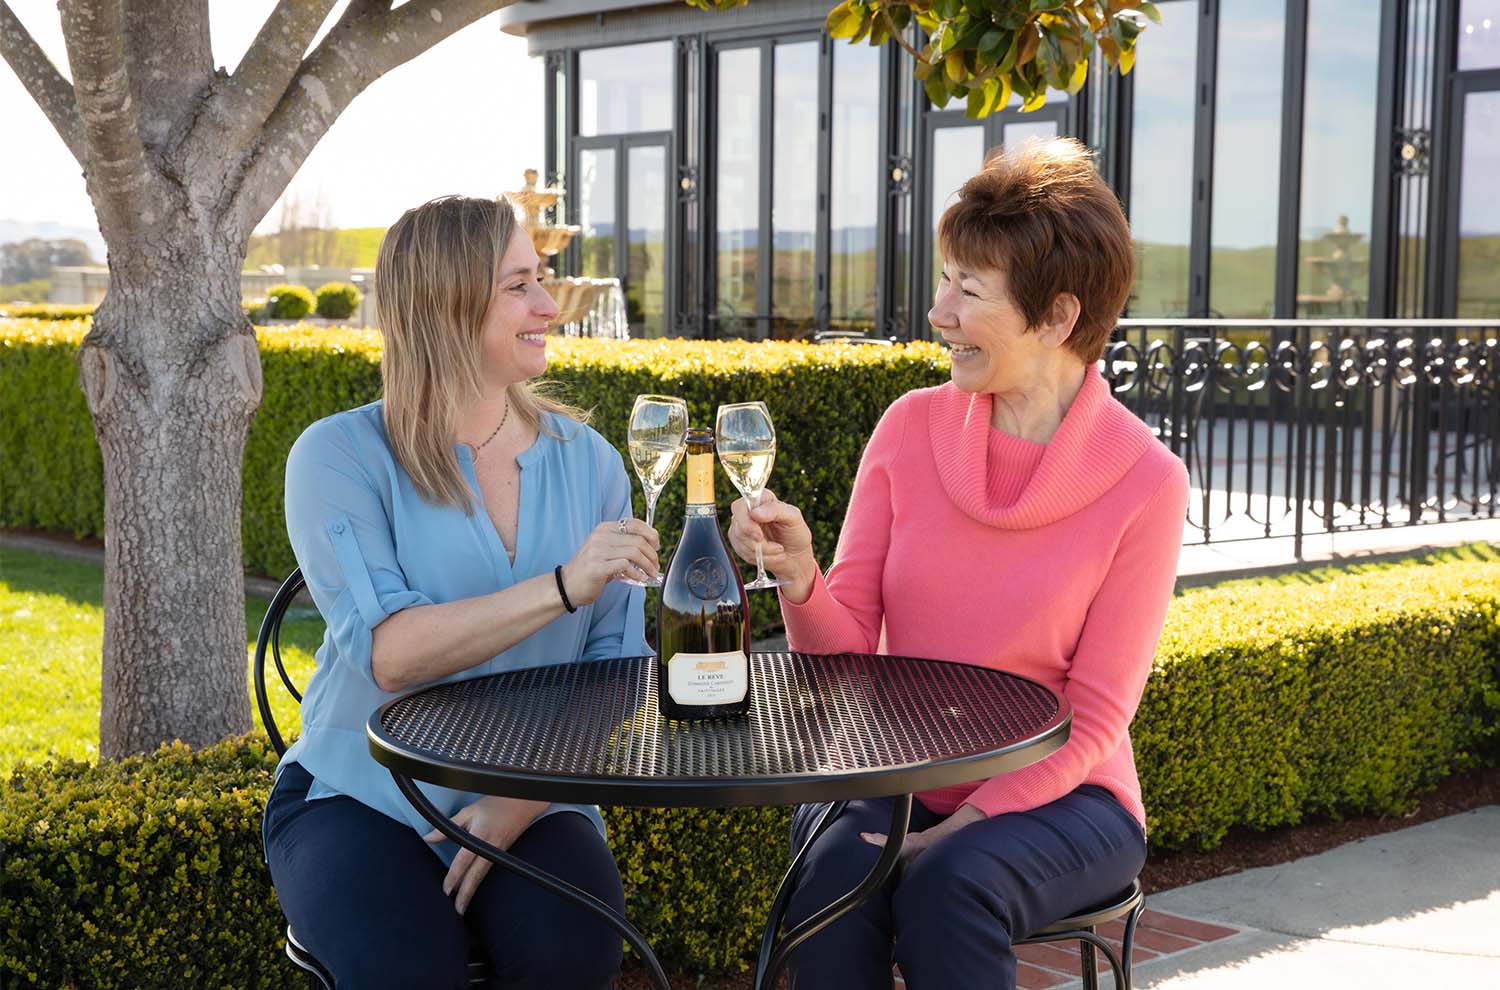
[667,651,749,706]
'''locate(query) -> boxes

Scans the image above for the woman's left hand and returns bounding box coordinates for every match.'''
[861,803,986,865]
[424,795,549,914]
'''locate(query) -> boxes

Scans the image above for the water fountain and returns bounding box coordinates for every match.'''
[509,170,628,338]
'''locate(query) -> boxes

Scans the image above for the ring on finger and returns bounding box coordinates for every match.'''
[617,518,629,535]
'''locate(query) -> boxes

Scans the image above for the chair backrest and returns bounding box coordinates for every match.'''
[253,568,308,757]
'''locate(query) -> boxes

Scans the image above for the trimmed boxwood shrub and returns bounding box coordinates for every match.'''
[1,321,950,637]
[265,284,314,320]
[313,281,361,320]
[0,303,96,321]
[2,557,1496,986]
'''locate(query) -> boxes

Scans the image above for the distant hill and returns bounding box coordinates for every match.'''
[244,227,385,270]
[0,219,106,263]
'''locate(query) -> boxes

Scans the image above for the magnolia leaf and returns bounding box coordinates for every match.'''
[1066,54,1089,93]
[1018,24,1042,67]
[979,29,1008,54]
[1140,1,1164,24]
[826,2,865,39]
[924,75,952,108]
[945,50,968,83]
[1119,45,1136,74]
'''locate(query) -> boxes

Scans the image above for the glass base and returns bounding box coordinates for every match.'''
[744,575,790,590]
[619,575,664,588]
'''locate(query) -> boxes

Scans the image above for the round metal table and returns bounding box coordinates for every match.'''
[367,651,1071,989]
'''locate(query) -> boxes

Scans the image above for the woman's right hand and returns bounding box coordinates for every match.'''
[729,489,817,602]
[560,518,659,607]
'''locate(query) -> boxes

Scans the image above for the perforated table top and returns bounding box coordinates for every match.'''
[367,652,1070,807]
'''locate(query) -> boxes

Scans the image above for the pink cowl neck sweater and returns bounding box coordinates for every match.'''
[780,370,1188,826]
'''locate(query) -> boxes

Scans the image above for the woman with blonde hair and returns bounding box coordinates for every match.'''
[263,194,656,989]
[729,138,1188,989]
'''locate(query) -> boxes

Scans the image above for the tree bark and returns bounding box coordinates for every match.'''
[82,239,261,758]
[2,0,511,758]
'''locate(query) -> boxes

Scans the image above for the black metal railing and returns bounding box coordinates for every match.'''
[1106,319,1500,555]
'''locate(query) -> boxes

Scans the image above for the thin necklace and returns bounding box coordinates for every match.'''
[471,398,510,458]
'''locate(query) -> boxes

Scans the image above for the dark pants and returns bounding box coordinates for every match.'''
[264,763,625,990]
[786,785,1146,990]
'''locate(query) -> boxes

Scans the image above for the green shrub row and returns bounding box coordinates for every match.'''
[3,557,1495,985]
[0,303,95,321]
[0,321,950,637]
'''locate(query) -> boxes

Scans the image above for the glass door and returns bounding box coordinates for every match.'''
[574,134,671,337]
[1448,77,1500,317]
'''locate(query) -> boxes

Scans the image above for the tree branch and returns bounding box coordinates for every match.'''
[57,0,158,244]
[0,2,84,162]
[199,0,338,156]
[122,0,213,147]
[227,0,509,239]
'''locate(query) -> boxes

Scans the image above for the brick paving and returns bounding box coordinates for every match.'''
[888,909,1239,989]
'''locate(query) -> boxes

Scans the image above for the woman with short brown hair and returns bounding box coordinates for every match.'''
[729,138,1188,989]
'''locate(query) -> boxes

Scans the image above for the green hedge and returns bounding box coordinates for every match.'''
[0,737,787,987]
[1,321,949,636]
[1139,558,1500,847]
[0,303,96,321]
[3,557,1496,985]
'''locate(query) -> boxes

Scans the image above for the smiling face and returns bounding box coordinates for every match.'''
[477,230,560,389]
[929,262,1077,396]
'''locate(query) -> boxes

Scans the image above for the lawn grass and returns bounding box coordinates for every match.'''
[1,539,1495,770]
[0,545,322,768]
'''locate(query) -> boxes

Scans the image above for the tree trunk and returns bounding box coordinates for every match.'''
[81,241,262,758]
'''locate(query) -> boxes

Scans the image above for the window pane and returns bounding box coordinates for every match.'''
[627,145,667,337]
[1457,90,1500,317]
[829,43,881,330]
[929,125,986,300]
[1128,0,1198,316]
[1209,0,1286,317]
[715,47,760,335]
[1001,119,1059,148]
[1296,0,1379,318]
[579,43,674,136]
[772,41,819,336]
[578,148,615,278]
[1459,0,1500,70]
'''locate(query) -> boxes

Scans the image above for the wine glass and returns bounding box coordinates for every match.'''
[715,401,788,590]
[623,394,688,587]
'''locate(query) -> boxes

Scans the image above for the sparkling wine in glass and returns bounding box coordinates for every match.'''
[623,394,688,587]
[715,401,788,590]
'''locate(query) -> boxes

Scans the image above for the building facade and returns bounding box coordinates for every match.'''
[502,0,1500,340]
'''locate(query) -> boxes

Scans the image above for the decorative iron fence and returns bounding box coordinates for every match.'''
[1106,319,1500,555]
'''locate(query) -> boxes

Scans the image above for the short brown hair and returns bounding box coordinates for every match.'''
[937,137,1133,363]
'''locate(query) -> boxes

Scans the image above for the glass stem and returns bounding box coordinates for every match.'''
[752,491,768,584]
[644,490,656,531]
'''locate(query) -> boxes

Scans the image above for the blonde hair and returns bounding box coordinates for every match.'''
[376,194,587,509]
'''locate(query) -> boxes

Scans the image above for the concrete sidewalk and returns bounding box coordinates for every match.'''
[1051,807,1500,989]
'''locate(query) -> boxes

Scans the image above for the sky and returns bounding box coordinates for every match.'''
[0,1,544,238]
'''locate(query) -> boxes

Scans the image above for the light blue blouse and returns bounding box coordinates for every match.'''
[279,401,648,862]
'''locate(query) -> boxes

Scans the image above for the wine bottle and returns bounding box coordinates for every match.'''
[656,427,751,720]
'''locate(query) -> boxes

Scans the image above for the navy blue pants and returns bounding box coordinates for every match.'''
[786,785,1146,990]
[264,763,625,990]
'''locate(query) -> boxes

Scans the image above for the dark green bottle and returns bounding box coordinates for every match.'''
[656,427,751,720]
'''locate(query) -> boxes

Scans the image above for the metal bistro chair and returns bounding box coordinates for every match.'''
[253,568,491,989]
[1013,879,1145,990]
